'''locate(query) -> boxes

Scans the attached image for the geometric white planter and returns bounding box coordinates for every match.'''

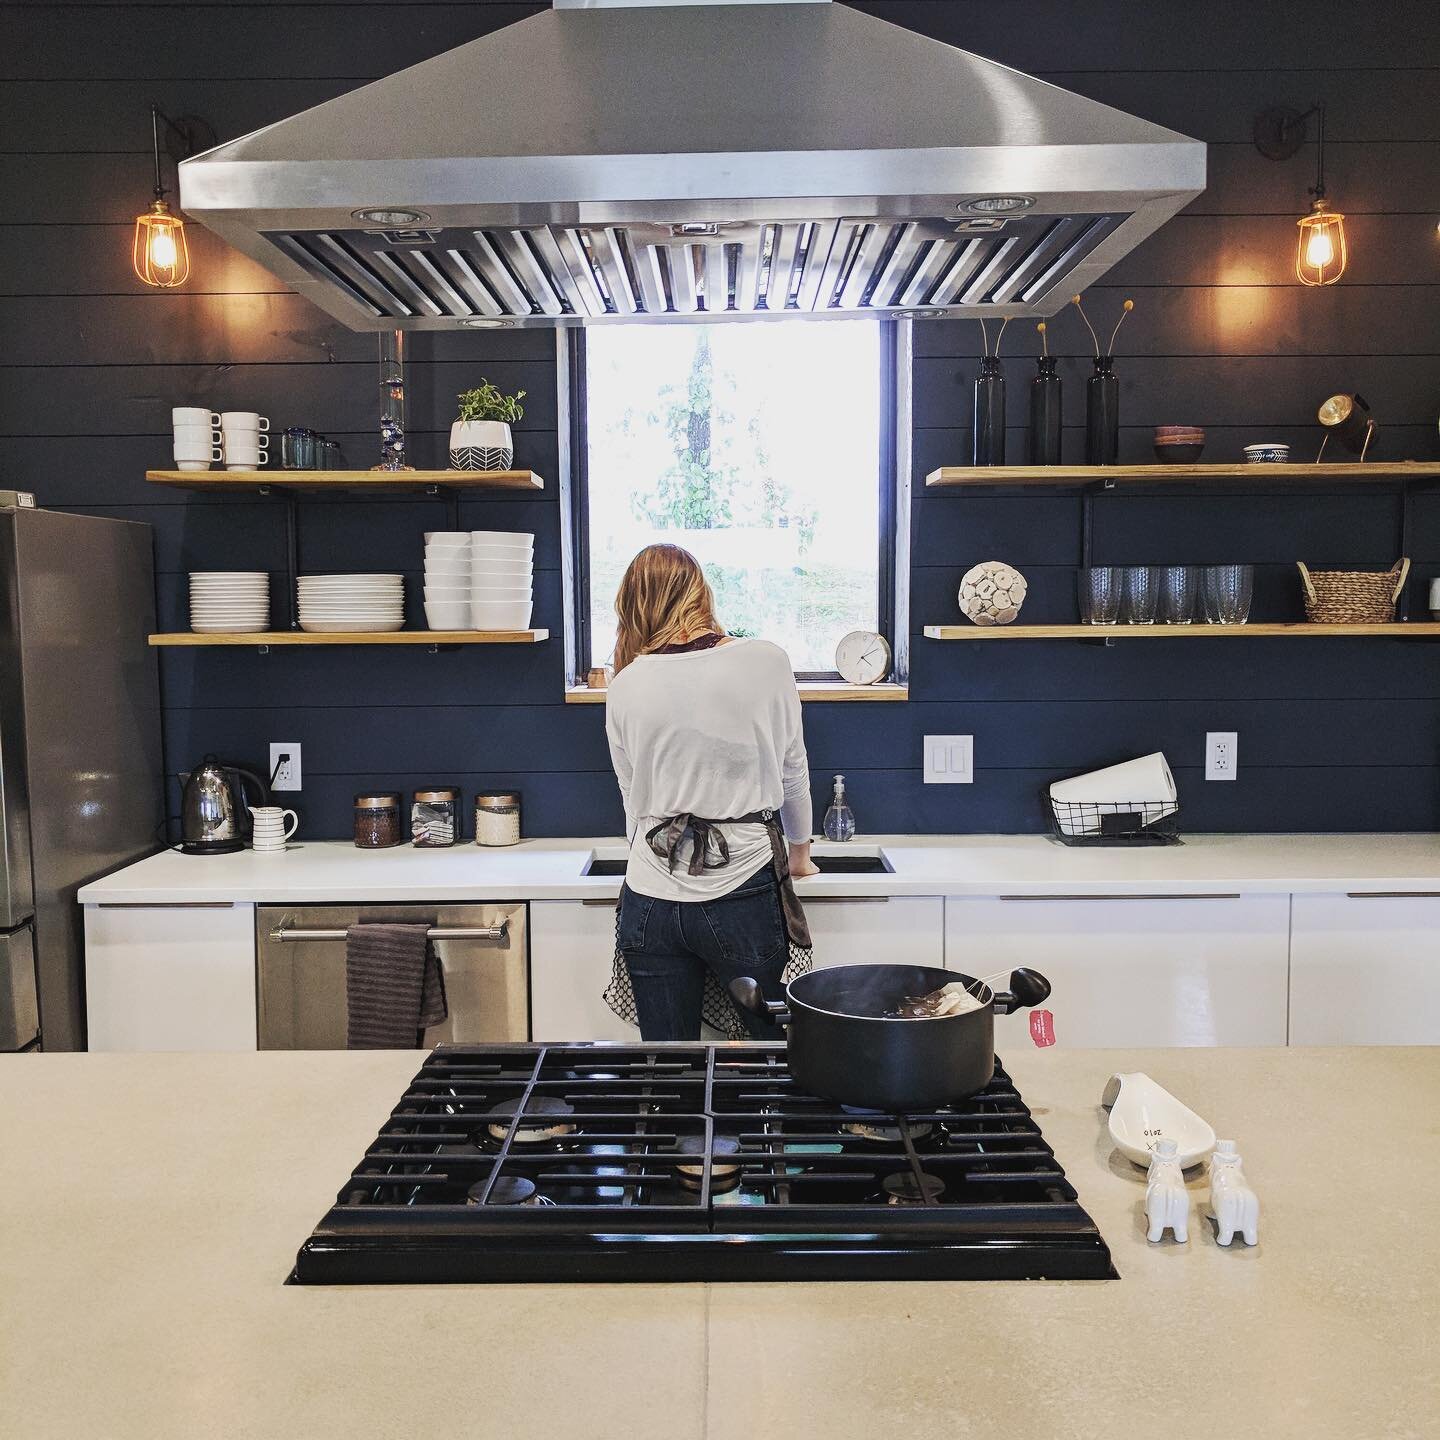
[449,419,514,471]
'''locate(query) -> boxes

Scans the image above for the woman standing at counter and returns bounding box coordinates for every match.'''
[601,544,817,1041]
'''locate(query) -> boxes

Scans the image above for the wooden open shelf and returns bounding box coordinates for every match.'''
[924,623,1440,640]
[926,462,1440,489]
[146,469,544,492]
[150,629,549,647]
[565,681,908,704]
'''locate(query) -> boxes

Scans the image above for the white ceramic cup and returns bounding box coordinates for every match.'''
[174,440,223,470]
[174,423,221,445]
[222,412,270,432]
[1429,578,1440,613]
[173,407,220,428]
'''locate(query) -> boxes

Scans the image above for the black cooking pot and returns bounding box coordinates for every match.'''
[730,963,1051,1112]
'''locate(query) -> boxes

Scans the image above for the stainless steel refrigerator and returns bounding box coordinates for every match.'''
[0,506,163,1050]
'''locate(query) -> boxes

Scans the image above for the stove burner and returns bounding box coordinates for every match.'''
[882,1172,946,1205]
[466,1175,556,1207]
[841,1115,935,1146]
[482,1095,577,1146]
[675,1135,742,1193]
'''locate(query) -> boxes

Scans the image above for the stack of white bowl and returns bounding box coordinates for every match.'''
[297,574,405,633]
[471,530,534,630]
[423,531,472,630]
[189,572,270,633]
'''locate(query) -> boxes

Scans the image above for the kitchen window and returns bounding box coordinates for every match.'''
[567,320,904,679]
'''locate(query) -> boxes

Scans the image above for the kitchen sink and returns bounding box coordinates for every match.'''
[582,849,892,877]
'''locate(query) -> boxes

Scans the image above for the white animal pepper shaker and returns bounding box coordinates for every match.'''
[1144,1137,1190,1243]
[1207,1140,1259,1247]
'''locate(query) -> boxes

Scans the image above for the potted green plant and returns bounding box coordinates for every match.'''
[450,380,526,471]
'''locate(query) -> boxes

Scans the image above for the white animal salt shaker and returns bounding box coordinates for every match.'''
[1144,1137,1189,1243]
[1207,1140,1259,1247]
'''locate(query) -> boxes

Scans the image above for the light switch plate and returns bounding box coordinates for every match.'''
[924,735,974,784]
[269,742,302,792]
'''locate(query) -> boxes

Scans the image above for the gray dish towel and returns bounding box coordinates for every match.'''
[345,922,448,1049]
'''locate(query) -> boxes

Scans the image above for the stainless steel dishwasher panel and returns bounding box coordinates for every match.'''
[255,903,527,1048]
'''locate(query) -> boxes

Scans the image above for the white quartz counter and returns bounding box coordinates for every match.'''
[3,1046,1437,1439]
[79,831,1440,904]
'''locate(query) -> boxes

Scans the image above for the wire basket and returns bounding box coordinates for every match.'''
[1046,792,1182,847]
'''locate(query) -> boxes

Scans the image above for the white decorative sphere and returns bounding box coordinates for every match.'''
[958,561,1028,626]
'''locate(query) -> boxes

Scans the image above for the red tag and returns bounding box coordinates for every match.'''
[1029,1009,1056,1047]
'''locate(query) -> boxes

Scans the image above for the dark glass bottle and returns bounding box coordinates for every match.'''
[1029,356,1063,465]
[972,356,1006,466]
[1086,355,1119,465]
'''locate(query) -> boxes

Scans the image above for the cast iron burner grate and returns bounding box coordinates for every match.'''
[291,1043,1117,1284]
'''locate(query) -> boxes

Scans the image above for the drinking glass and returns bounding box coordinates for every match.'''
[1121,565,1159,624]
[1160,565,1197,625]
[1078,566,1122,624]
[281,427,316,469]
[1206,564,1254,624]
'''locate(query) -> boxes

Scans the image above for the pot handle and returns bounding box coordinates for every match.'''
[728,977,791,1027]
[991,968,1052,1015]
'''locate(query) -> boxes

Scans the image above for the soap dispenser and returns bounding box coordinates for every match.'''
[822,774,856,842]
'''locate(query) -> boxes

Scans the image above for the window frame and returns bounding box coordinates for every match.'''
[558,319,909,687]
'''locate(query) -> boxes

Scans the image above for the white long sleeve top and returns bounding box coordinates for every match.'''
[604,638,813,901]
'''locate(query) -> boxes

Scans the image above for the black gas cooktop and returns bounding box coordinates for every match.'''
[292,1043,1116,1283]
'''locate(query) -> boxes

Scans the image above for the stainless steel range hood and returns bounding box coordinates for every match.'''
[178,0,1205,330]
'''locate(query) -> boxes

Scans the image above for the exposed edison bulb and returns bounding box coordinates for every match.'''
[132,198,190,288]
[1296,198,1347,287]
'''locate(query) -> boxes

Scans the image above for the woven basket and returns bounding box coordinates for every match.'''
[1297,557,1410,624]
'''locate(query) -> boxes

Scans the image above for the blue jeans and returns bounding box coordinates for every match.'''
[618,865,789,1041]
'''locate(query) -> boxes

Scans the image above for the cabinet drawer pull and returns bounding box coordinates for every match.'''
[266,921,508,943]
[1345,891,1440,899]
[996,893,1242,902]
[96,901,236,909]
[803,896,890,905]
[582,898,619,907]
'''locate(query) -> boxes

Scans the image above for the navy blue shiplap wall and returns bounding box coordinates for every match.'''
[8,0,1440,836]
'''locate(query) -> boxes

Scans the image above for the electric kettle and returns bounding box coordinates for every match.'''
[179,756,270,855]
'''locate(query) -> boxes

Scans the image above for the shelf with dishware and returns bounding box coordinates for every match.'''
[149,629,549,647]
[925,462,1440,490]
[563,681,909,703]
[146,469,545,493]
[924,623,1440,640]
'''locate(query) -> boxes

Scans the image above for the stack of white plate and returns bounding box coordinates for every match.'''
[297,574,404,633]
[422,531,472,630]
[189,572,270,633]
[470,530,534,630]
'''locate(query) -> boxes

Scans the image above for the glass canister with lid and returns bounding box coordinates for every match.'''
[353,791,402,849]
[474,791,521,847]
[412,786,461,847]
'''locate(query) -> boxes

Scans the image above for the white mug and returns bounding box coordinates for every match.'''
[174,423,220,445]
[173,407,220,428]
[225,451,269,470]
[222,412,270,433]
[174,442,223,470]
[1430,578,1440,613]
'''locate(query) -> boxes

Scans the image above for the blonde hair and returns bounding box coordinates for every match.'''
[612,544,722,674]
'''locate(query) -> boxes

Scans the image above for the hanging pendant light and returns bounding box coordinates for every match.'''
[1254,102,1348,287]
[133,105,195,288]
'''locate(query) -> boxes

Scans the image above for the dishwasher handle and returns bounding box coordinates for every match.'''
[266,920,509,943]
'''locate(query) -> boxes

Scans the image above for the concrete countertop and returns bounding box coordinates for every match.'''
[2,1046,1436,1439]
[79,832,1440,904]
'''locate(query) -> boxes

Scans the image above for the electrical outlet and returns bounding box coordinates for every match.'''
[269,742,302,792]
[1205,731,1238,782]
[924,735,973,784]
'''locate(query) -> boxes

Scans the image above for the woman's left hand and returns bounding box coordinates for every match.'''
[788,841,820,879]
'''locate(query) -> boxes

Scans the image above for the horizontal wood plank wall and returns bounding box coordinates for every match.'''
[9,0,1440,836]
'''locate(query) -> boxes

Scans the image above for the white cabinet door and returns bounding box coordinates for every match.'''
[945,894,1290,1048]
[84,902,257,1051]
[528,897,946,1041]
[804,897,944,970]
[529,900,632,1042]
[1291,893,1440,1044]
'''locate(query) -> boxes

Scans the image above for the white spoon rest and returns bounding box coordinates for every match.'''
[1101,1071,1216,1170]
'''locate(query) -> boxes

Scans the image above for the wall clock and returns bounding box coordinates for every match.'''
[834,630,891,685]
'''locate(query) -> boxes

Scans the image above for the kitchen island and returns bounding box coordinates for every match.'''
[2,1046,1435,1439]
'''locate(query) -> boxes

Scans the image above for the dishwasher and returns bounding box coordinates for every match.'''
[255,903,527,1048]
